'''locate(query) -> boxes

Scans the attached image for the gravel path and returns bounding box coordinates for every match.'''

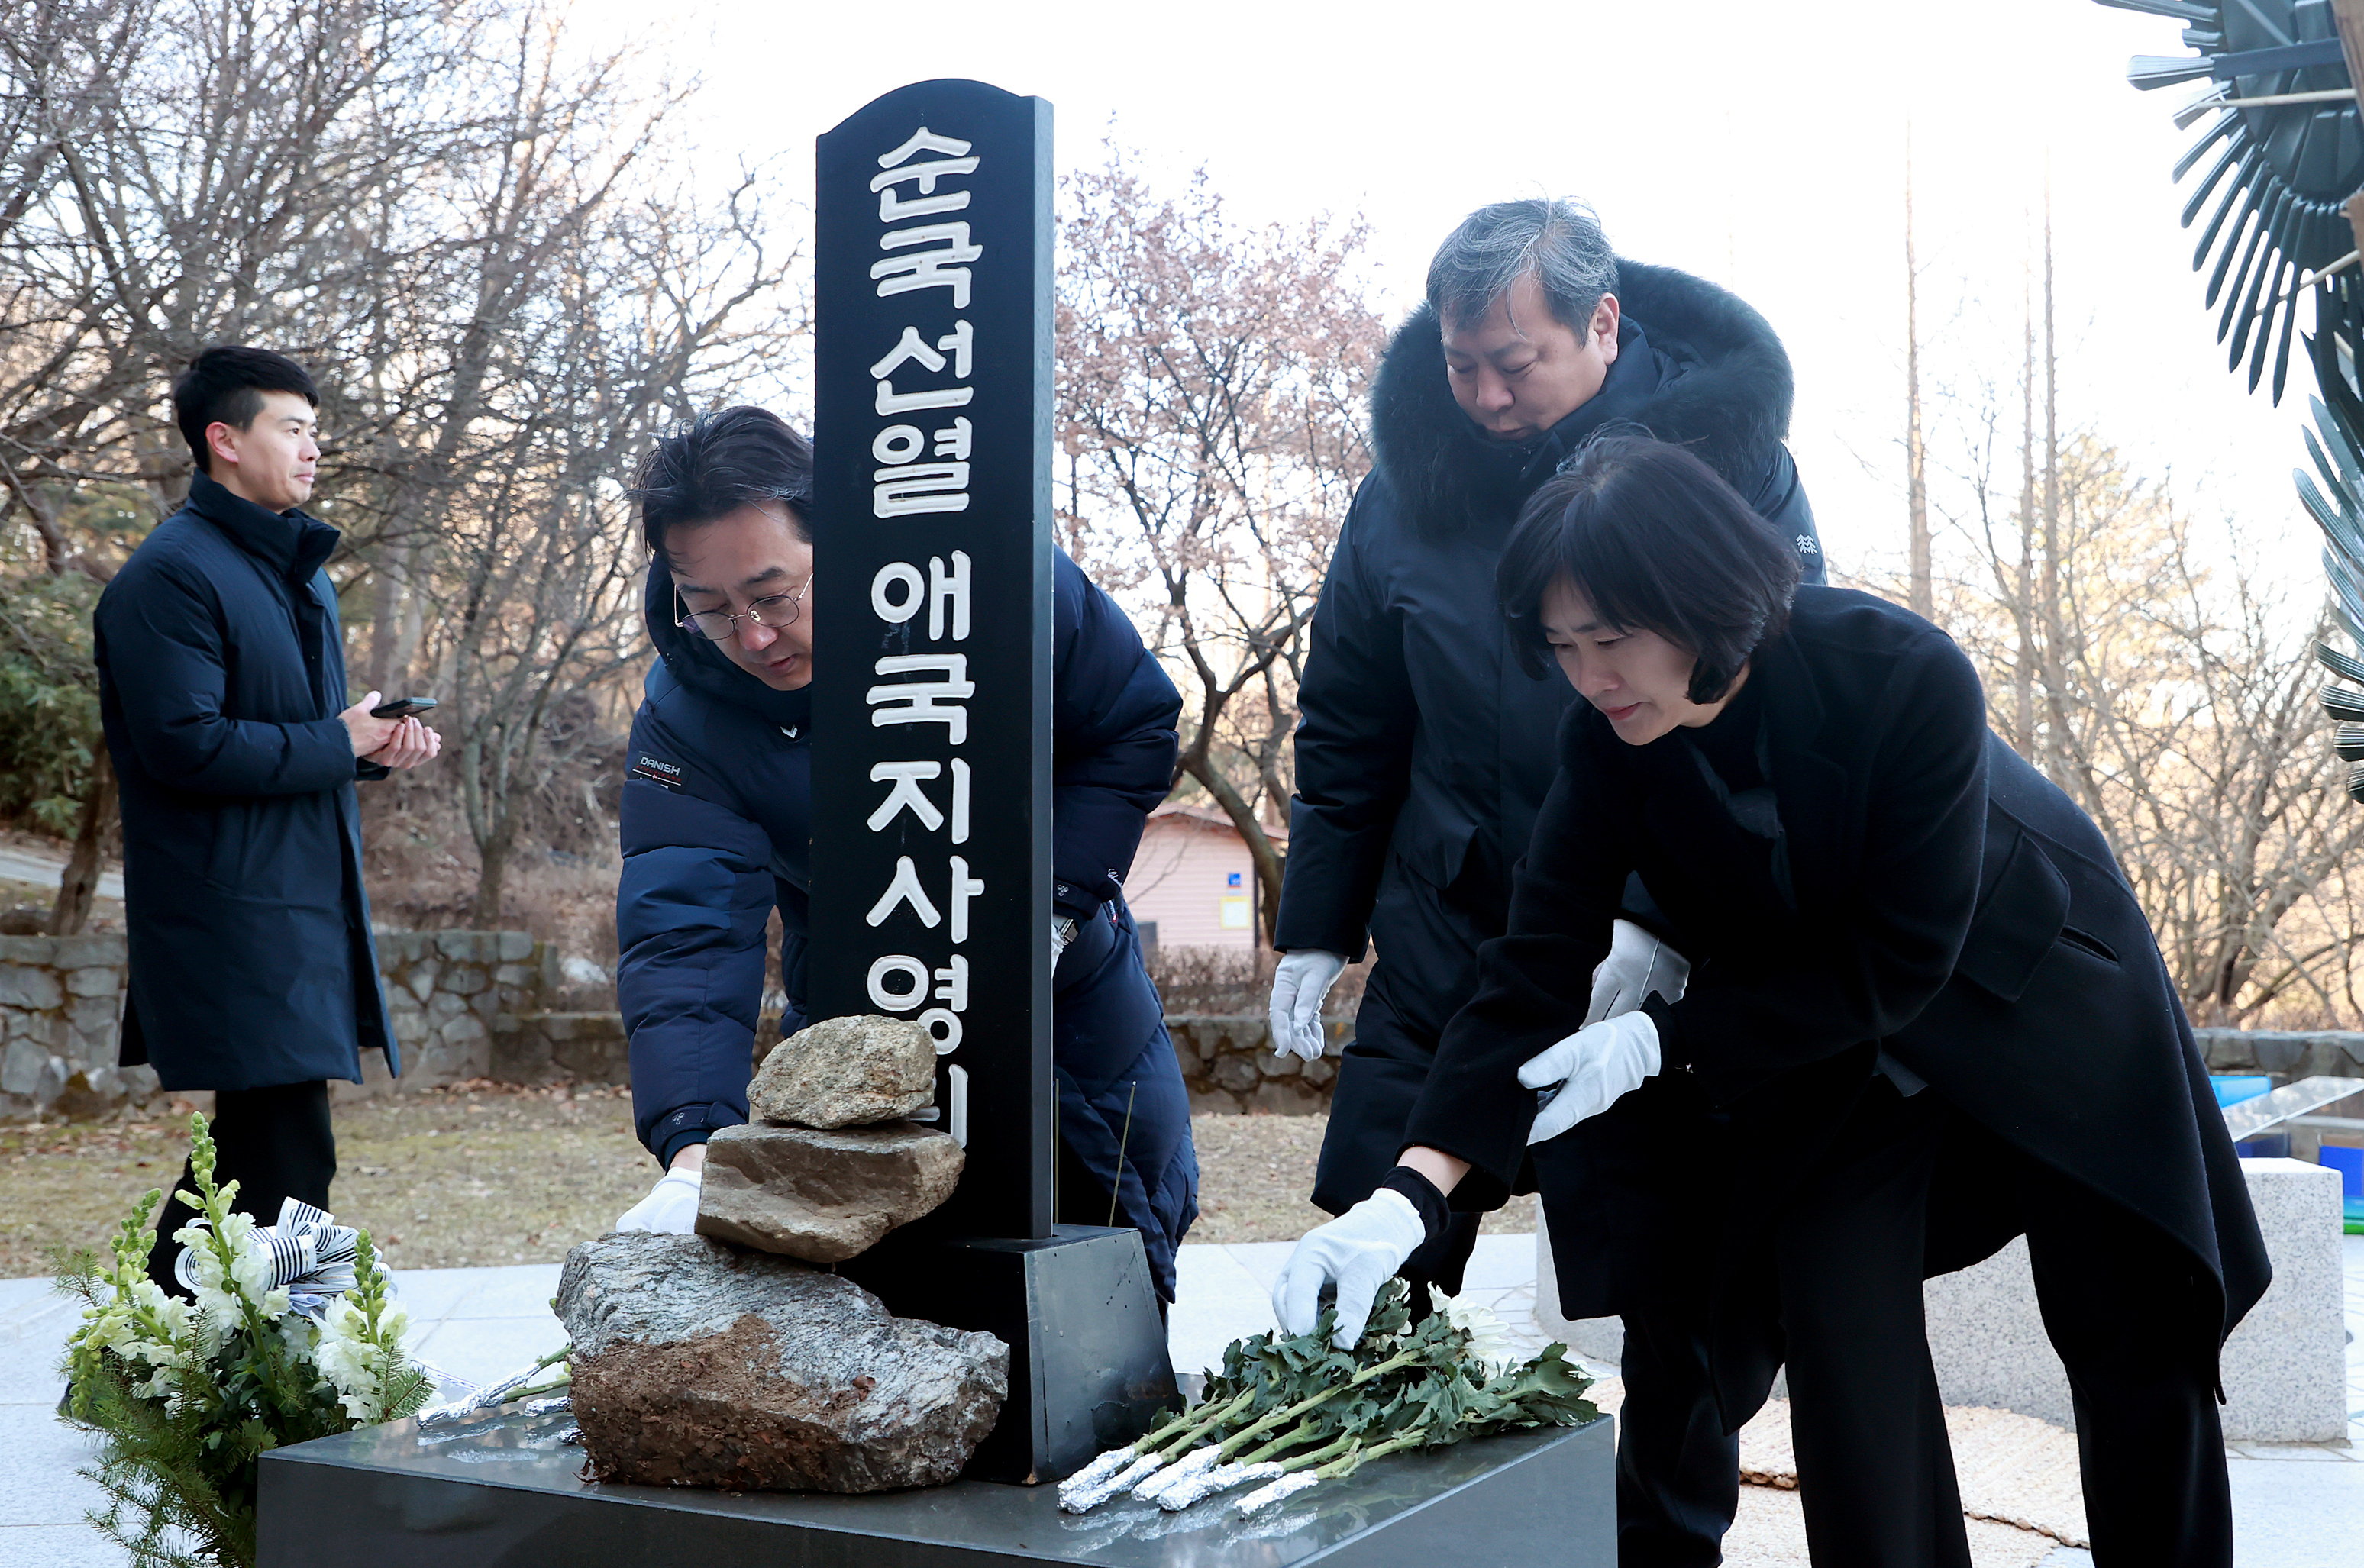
[0,1092,1533,1277]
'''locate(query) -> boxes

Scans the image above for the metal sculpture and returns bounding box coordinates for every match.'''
[2101,0,2364,797]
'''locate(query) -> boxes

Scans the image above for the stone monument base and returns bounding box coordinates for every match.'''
[257,1402,1615,1568]
[839,1223,1177,1483]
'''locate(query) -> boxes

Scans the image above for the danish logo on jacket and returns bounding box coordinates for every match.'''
[630,753,685,790]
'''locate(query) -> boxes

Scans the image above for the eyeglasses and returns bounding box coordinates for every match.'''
[675,576,812,642]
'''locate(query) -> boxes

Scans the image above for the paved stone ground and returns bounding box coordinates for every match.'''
[5,1237,2359,1565]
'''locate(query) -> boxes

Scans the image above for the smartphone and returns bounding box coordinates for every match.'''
[370,697,438,719]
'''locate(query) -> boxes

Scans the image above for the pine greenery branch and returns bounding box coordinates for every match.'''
[72,1345,246,1567]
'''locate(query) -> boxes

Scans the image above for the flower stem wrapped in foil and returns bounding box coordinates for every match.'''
[1235,1469,1322,1516]
[1056,1278,1596,1518]
[1157,1459,1286,1510]
[1058,1447,1167,1513]
[1129,1443,1222,1500]
[416,1347,570,1426]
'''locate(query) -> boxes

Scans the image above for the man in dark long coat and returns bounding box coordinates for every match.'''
[1268,201,1826,1559]
[94,347,439,1288]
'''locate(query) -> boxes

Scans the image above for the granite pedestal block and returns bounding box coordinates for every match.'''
[1535,1157,2351,1442]
[256,1402,1616,1568]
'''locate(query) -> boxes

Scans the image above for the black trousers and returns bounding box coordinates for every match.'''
[1975,1130,2233,1566]
[1616,1079,1968,1567]
[1055,1130,1170,1318]
[147,1081,336,1295]
[1770,1080,1970,1567]
[1616,1297,1739,1568]
[1620,1089,2234,1568]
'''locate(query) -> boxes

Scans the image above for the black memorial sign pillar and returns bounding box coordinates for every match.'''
[810,79,1171,1484]
[810,80,1054,1239]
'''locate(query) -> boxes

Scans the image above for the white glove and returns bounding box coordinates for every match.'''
[1585,918,1690,1025]
[1271,1187,1427,1349]
[1267,948,1347,1062]
[1051,916,1077,980]
[1518,1010,1662,1145]
[615,1167,702,1234]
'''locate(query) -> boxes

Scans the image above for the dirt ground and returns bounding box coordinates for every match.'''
[1184,1112,1536,1244]
[0,873,125,934]
[0,1087,1533,1279]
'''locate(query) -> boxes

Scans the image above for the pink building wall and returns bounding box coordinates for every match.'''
[1122,805,1274,951]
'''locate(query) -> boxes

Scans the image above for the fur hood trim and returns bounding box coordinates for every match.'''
[1368,260,1796,540]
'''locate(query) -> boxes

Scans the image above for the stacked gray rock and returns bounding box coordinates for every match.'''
[558,1232,1007,1491]
[696,1015,963,1263]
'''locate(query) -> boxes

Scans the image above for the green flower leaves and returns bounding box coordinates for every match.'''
[1060,1279,1599,1519]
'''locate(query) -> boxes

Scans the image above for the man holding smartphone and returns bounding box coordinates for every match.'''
[94,346,441,1290]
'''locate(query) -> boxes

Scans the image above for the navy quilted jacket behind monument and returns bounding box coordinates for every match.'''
[93,471,397,1091]
[616,550,1200,1295]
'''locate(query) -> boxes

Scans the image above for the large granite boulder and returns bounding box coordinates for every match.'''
[557,1232,1007,1492]
[751,1014,936,1129]
[696,1120,963,1263]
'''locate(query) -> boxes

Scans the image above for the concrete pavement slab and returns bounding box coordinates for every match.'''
[0,1524,129,1568]
[406,1317,566,1390]
[2229,1451,2364,1565]
[1459,1233,1542,1293]
[392,1263,562,1324]
[1167,1245,1277,1377]
[1213,1239,1294,1294]
[0,1231,2355,1566]
[0,1413,110,1528]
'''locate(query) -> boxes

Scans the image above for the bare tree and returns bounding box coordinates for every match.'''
[1904,137,1932,619]
[1055,148,1385,942]
[383,22,801,921]
[1906,418,2364,1023]
[2033,447,2364,1021]
[1861,193,2364,1022]
[0,0,807,925]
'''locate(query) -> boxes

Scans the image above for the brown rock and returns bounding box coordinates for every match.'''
[750,1014,936,1128]
[696,1120,963,1263]
[558,1232,1006,1492]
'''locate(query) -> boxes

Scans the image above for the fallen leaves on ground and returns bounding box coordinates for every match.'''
[0,1095,1533,1279]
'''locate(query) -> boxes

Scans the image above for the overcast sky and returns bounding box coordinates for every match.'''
[573,0,2329,598]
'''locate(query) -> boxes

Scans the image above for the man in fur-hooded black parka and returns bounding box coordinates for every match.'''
[1271,204,1823,1563]
[1277,211,1825,1224]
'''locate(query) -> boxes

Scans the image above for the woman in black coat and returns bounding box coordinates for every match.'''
[1274,437,2269,1567]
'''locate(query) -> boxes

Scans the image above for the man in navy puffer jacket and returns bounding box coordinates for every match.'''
[609,406,1198,1299]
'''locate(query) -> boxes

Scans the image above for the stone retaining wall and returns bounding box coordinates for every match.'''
[1167,1015,1347,1115]
[376,931,547,1088]
[14,934,2362,1124]
[2193,1028,2364,1080]
[0,929,626,1119]
[491,1011,632,1086]
[1170,1021,2364,1115]
[0,935,146,1118]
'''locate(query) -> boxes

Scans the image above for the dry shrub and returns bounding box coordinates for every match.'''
[357,715,625,976]
[1145,943,1368,1018]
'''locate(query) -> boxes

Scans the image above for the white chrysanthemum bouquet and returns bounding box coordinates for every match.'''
[56,1115,431,1568]
[1058,1279,1596,1518]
